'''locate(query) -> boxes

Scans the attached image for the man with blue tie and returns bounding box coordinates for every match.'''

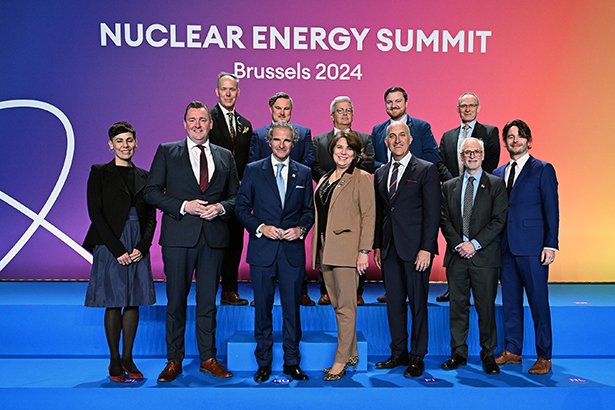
[236,122,315,383]
[493,119,559,375]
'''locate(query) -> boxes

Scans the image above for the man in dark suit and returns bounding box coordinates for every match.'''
[250,91,315,306]
[312,95,375,306]
[440,137,508,375]
[208,72,253,306]
[236,122,315,383]
[373,121,441,378]
[436,92,501,302]
[144,101,239,381]
[493,119,559,375]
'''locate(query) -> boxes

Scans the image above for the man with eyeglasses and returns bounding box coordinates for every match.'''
[440,137,507,375]
[312,96,375,306]
[436,92,500,302]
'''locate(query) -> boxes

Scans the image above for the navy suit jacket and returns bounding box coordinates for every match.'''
[371,116,439,169]
[374,155,441,261]
[144,139,239,249]
[249,123,314,167]
[235,157,315,267]
[493,155,559,256]
[208,104,253,180]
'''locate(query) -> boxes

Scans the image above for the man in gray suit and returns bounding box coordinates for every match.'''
[145,101,239,381]
[312,96,375,306]
[440,137,507,374]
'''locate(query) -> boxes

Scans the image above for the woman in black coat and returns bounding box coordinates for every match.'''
[83,121,156,382]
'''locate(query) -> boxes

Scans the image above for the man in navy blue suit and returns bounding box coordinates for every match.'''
[236,122,315,383]
[493,119,559,375]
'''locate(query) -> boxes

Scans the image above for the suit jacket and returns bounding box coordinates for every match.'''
[208,104,253,180]
[311,129,375,182]
[249,123,314,167]
[440,172,508,268]
[438,122,500,182]
[493,155,559,256]
[311,165,375,268]
[371,116,440,169]
[83,160,156,258]
[374,155,441,261]
[235,157,315,267]
[144,139,239,249]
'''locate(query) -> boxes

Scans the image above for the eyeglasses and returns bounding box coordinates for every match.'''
[462,149,483,157]
[458,104,478,109]
[335,108,353,114]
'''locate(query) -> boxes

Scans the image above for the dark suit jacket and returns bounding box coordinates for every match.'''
[493,156,559,256]
[83,160,156,258]
[440,172,508,268]
[438,122,500,182]
[311,129,375,182]
[374,155,441,261]
[208,104,253,180]
[249,123,314,167]
[235,157,314,268]
[144,139,239,249]
[371,116,439,169]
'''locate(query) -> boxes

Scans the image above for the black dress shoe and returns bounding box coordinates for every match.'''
[283,364,309,380]
[254,366,272,382]
[441,353,467,370]
[375,355,409,369]
[482,355,500,375]
[436,289,450,302]
[404,358,425,378]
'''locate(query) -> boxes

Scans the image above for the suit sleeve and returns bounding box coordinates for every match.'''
[358,134,376,174]
[472,178,508,249]
[540,163,559,249]
[482,126,501,173]
[134,201,157,256]
[357,172,376,251]
[437,133,455,182]
[372,125,386,169]
[311,136,327,182]
[297,169,315,232]
[301,128,314,167]
[234,167,261,235]
[86,165,126,258]
[248,130,260,163]
[218,153,239,221]
[440,182,463,251]
[417,123,441,165]
[373,172,383,249]
[143,144,185,219]
[420,163,441,254]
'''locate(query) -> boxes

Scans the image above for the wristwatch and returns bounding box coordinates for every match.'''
[359,249,370,255]
[299,226,307,238]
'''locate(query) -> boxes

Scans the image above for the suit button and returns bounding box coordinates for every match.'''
[391,207,395,211]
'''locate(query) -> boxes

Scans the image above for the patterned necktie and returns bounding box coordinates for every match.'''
[276,163,286,207]
[389,162,401,200]
[196,145,209,192]
[458,124,470,175]
[227,112,236,150]
[506,161,517,195]
[462,176,475,238]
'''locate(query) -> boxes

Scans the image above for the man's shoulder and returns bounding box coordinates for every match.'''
[408,116,432,130]
[291,123,310,136]
[159,139,186,150]
[253,125,269,137]
[371,119,389,135]
[290,158,311,175]
[210,143,233,158]
[442,126,460,140]
[313,130,333,143]
[355,130,371,141]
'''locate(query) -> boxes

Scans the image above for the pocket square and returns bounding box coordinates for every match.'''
[296,185,305,189]
[403,180,418,184]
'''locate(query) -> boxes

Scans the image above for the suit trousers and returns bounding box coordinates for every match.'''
[162,230,223,362]
[251,246,303,367]
[382,243,431,360]
[220,215,244,293]
[447,257,499,359]
[319,269,365,296]
[322,264,359,363]
[501,250,552,359]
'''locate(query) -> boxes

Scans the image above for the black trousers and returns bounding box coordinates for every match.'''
[220,215,244,293]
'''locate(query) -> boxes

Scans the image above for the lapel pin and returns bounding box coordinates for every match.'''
[481,184,485,188]
[292,173,296,178]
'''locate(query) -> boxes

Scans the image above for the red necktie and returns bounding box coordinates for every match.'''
[197,145,209,192]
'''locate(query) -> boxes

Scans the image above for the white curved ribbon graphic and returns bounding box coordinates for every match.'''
[0,99,92,272]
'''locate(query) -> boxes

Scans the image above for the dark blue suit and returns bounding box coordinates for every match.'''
[249,123,314,167]
[371,116,440,169]
[493,155,559,359]
[235,157,314,367]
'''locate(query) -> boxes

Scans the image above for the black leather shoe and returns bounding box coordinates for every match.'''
[482,355,500,375]
[283,364,309,380]
[254,366,272,382]
[375,355,409,369]
[404,358,425,378]
[441,354,467,370]
[436,289,450,302]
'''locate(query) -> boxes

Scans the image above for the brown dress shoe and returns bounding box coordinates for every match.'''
[157,361,182,382]
[301,294,316,306]
[529,357,552,375]
[318,294,331,305]
[377,294,387,303]
[221,291,248,306]
[495,350,522,365]
[200,358,233,378]
[357,294,365,306]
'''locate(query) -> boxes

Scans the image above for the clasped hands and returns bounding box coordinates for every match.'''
[260,225,302,241]
[116,249,143,266]
[185,199,223,220]
[457,242,476,259]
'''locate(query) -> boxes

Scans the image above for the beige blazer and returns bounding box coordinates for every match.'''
[311,165,376,268]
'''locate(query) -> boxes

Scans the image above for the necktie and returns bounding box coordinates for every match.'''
[458,124,470,175]
[389,162,401,200]
[276,163,286,207]
[227,112,236,149]
[196,145,209,192]
[462,176,475,238]
[506,161,517,194]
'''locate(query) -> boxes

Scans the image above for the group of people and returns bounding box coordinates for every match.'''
[83,72,559,384]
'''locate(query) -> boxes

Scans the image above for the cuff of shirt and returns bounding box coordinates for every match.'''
[180,200,188,215]
[470,239,481,251]
[255,223,264,238]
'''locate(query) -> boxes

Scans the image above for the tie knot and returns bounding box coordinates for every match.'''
[276,162,285,173]
[468,176,475,183]
[227,112,234,119]
[393,162,401,169]
[510,161,517,168]
[196,144,206,153]
[463,124,470,130]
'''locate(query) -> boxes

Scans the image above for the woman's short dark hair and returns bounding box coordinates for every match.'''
[108,121,135,140]
[328,130,363,159]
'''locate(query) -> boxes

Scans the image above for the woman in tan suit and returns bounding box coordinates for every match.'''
[312,130,375,381]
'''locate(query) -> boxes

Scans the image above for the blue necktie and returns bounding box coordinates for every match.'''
[276,163,286,207]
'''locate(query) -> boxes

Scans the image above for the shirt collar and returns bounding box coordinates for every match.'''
[270,155,290,169]
[464,168,483,182]
[187,137,211,151]
[393,151,412,168]
[218,103,234,117]
[461,119,477,129]
[511,152,530,167]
